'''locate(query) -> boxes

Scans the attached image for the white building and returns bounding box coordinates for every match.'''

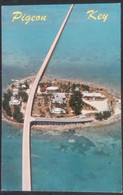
[13,88,19,96]
[22,84,26,89]
[51,108,66,114]
[52,93,66,104]
[75,87,79,91]
[52,97,64,104]
[82,91,105,99]
[53,93,66,99]
[46,86,59,92]
[9,96,20,105]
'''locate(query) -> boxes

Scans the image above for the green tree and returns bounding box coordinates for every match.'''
[11,84,15,88]
[82,84,90,91]
[103,111,111,119]
[95,111,111,120]
[3,90,12,101]
[69,91,82,115]
[40,83,44,88]
[44,95,48,106]
[71,83,76,92]
[46,107,50,112]
[6,104,12,117]
[14,105,20,112]
[3,99,8,110]
[38,102,41,107]
[19,92,28,102]
[2,90,12,117]
[74,104,81,115]
[13,105,23,123]
[95,112,103,120]
[13,111,23,123]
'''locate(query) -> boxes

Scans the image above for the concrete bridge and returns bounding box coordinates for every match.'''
[31,117,94,126]
[22,4,74,191]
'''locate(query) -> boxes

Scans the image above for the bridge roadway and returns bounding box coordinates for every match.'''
[31,117,95,125]
[22,4,74,191]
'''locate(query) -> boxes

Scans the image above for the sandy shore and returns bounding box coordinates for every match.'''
[2,75,121,132]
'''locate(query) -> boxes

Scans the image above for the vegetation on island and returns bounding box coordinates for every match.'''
[2,90,12,117]
[19,81,29,90]
[2,89,24,123]
[24,81,29,89]
[95,111,111,120]
[19,92,28,102]
[69,91,83,115]
[2,77,117,125]
[81,84,90,91]
[13,105,24,123]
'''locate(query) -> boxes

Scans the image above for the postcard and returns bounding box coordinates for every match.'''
[1,2,122,192]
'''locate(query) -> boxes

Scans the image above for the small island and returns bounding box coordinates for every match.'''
[2,75,121,130]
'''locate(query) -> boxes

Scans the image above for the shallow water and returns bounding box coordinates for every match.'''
[2,122,122,192]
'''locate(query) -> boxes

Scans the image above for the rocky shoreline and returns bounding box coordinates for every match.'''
[2,111,121,136]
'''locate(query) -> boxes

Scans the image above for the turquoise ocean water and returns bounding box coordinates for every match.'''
[2,4,122,192]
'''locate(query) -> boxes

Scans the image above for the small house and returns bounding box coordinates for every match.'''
[52,93,66,104]
[46,86,59,92]
[51,108,66,114]
[82,91,105,99]
[52,97,64,104]
[9,96,20,106]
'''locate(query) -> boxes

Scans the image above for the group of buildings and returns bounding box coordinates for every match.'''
[9,79,31,106]
[9,79,106,116]
[37,85,67,115]
[36,83,106,116]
